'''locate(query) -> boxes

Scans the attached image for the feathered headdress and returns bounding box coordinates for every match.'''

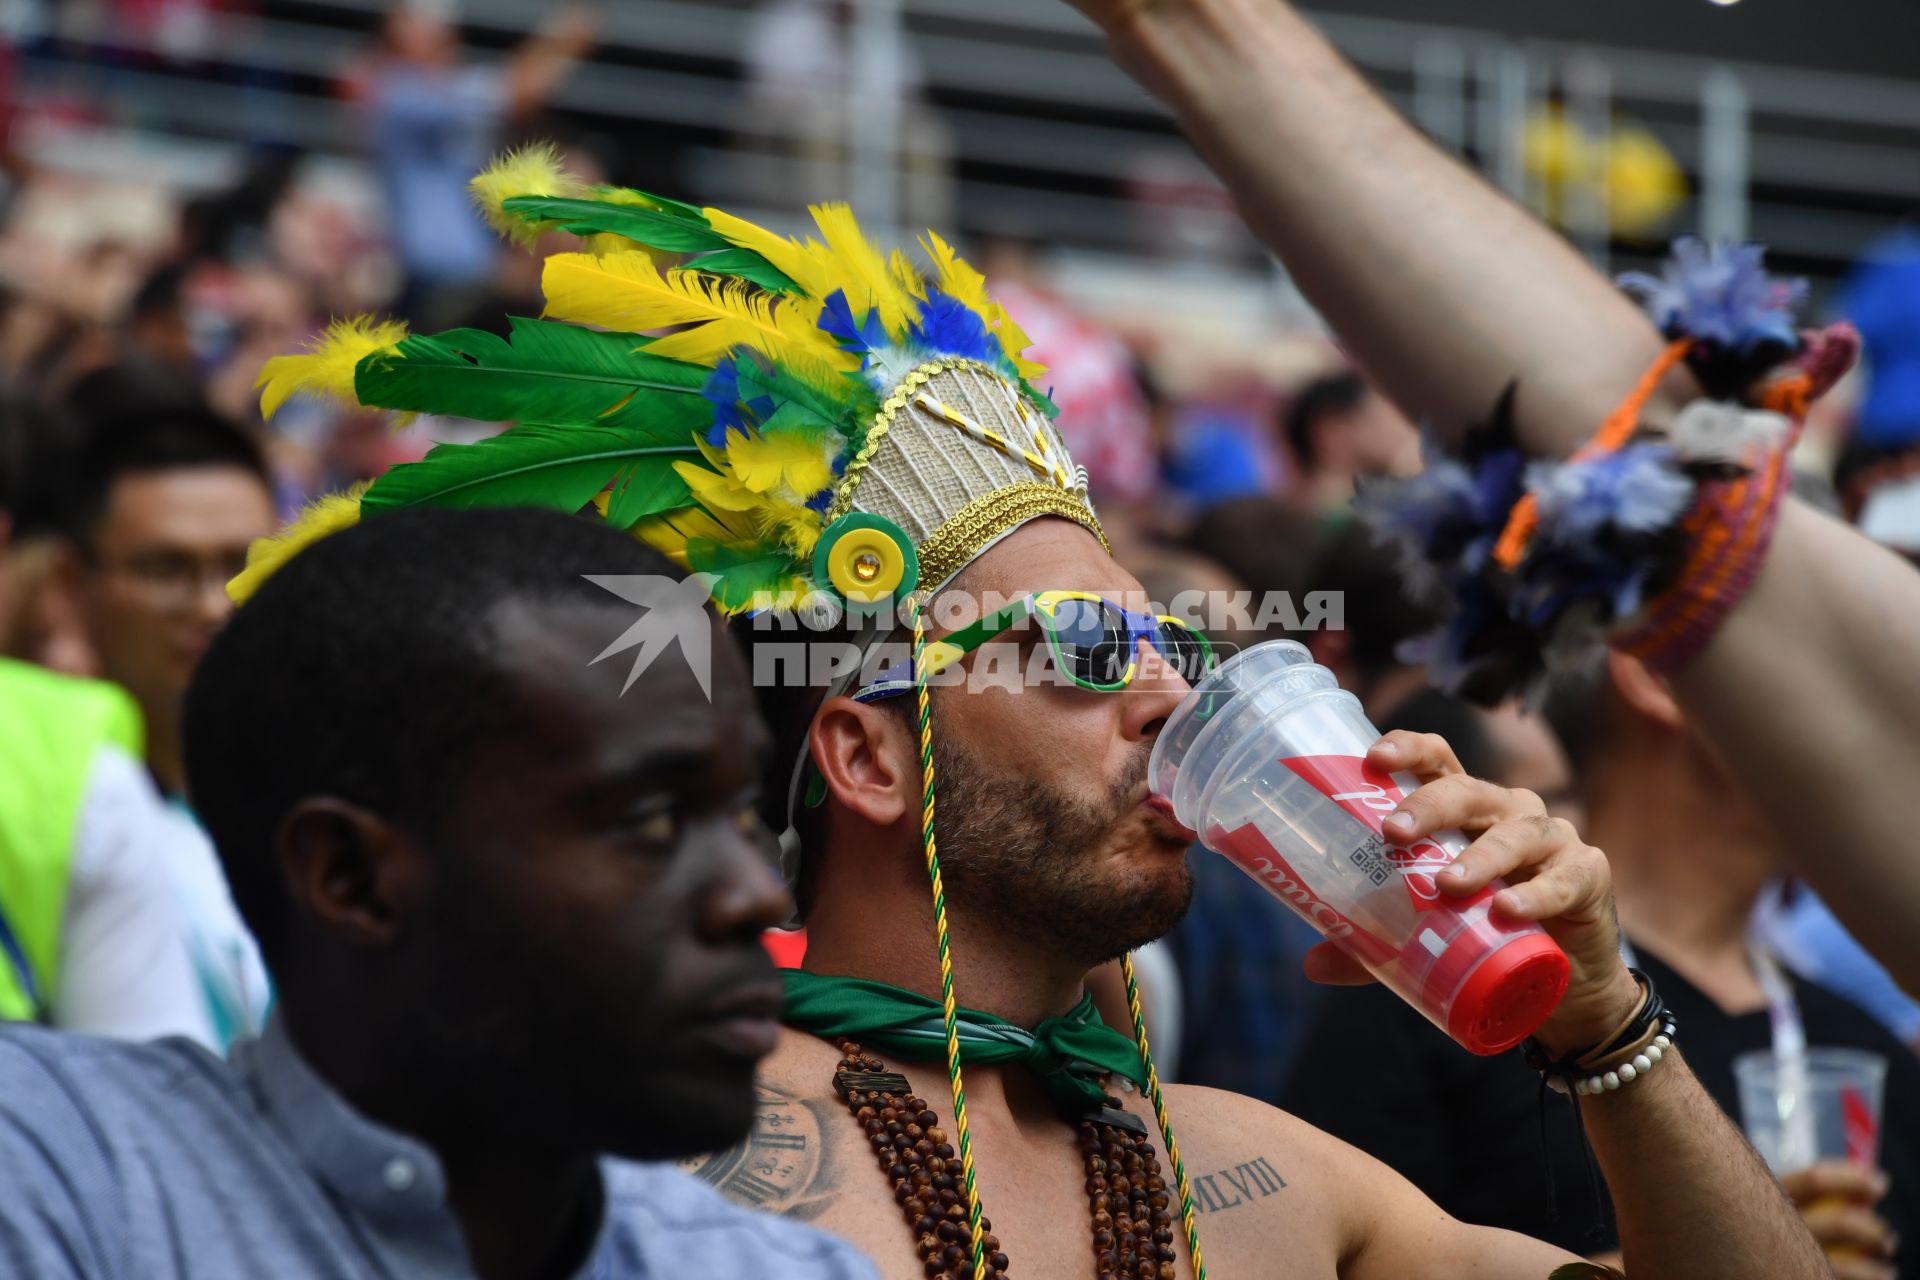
[242,143,1102,613]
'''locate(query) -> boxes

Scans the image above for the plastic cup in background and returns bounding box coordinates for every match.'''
[1735,1047,1888,1264]
[1150,640,1570,1055]
[1734,1047,1887,1174]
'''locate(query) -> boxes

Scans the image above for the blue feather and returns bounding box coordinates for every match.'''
[907,290,1004,366]
[818,290,888,358]
[703,359,748,444]
[702,355,777,445]
[1618,238,1806,355]
[1526,445,1694,546]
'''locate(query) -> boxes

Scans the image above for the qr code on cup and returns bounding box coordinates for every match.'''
[1348,833,1393,887]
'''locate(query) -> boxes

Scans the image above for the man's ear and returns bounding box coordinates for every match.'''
[1605,649,1685,731]
[277,799,426,949]
[809,695,914,829]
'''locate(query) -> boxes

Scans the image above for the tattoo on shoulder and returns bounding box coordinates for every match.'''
[1188,1157,1288,1215]
[677,1080,843,1222]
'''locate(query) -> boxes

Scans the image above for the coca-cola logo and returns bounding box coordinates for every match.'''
[1283,755,1492,912]
[1249,856,1353,937]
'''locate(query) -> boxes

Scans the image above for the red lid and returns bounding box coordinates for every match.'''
[1445,932,1570,1056]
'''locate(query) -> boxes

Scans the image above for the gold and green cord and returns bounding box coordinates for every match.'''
[910,601,991,1280]
[909,604,1207,1280]
[1123,953,1208,1279]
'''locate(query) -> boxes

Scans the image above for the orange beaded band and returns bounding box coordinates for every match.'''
[1490,339,1695,571]
[1610,370,1812,672]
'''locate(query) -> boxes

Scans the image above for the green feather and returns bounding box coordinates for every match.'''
[586,185,706,220]
[498,195,731,254]
[683,248,803,294]
[354,317,711,436]
[733,354,871,438]
[360,423,696,517]
[495,195,801,293]
[685,538,800,611]
[605,463,696,529]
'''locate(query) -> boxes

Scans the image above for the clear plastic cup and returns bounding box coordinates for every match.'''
[1150,641,1571,1055]
[1734,1047,1887,1175]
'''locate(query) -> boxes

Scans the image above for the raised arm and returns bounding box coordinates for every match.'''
[1334,733,1824,1280]
[1070,0,1920,988]
[503,6,598,121]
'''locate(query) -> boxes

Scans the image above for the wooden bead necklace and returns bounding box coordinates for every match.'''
[834,1038,1180,1280]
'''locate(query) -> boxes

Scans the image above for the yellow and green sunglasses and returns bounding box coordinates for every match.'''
[886,589,1217,695]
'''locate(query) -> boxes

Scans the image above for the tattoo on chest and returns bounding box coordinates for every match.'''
[1189,1157,1288,1215]
[677,1081,841,1221]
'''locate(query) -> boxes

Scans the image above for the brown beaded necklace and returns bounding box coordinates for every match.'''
[834,1038,1181,1280]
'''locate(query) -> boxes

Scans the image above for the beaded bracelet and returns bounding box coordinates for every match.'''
[1571,1016,1678,1096]
[1522,968,1679,1097]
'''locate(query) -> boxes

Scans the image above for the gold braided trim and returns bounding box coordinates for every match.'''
[915,483,1110,591]
[825,356,1004,524]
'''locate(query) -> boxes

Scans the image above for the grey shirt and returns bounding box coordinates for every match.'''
[0,1021,875,1280]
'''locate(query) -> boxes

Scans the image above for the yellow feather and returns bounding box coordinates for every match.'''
[749,498,821,556]
[890,248,928,303]
[701,206,837,300]
[226,484,369,604]
[725,431,835,497]
[769,507,824,559]
[809,204,915,338]
[469,143,585,246]
[673,460,765,513]
[920,232,991,317]
[255,317,409,420]
[635,503,763,569]
[541,251,853,370]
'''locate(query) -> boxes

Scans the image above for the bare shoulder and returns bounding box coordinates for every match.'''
[1151,1082,1389,1250]
[1158,1080,1377,1186]
[1156,1082,1574,1280]
[675,1029,851,1222]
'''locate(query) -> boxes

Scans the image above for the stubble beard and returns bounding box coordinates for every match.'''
[930,736,1195,967]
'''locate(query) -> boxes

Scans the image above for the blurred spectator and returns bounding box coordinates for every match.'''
[1841,226,1920,455]
[1282,370,1418,525]
[1184,497,1322,614]
[1756,886,1920,1057]
[984,238,1160,508]
[54,397,276,1047]
[1522,106,1687,242]
[1837,225,1920,548]
[737,0,952,229]
[1299,522,1446,725]
[1283,652,1920,1269]
[57,398,273,797]
[0,392,95,672]
[0,396,210,1041]
[1160,412,1269,514]
[357,4,595,327]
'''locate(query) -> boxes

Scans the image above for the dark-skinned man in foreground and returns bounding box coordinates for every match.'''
[0,508,875,1280]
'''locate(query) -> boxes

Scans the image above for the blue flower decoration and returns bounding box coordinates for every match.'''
[1618,238,1805,357]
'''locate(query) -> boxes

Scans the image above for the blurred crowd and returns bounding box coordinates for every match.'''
[2,2,1920,1274]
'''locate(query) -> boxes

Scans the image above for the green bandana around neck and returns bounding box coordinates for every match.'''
[782,970,1148,1113]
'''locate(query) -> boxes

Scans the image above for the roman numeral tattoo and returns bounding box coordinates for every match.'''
[1191,1157,1288,1214]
